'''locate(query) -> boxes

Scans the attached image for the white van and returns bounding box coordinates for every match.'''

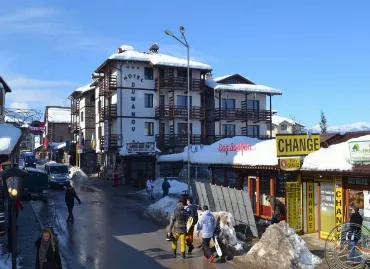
[44,163,70,187]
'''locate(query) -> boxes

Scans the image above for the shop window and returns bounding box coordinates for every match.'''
[281,124,287,131]
[177,95,192,107]
[222,124,235,137]
[213,168,225,186]
[227,169,237,188]
[144,94,153,108]
[320,182,335,239]
[144,67,153,80]
[260,175,270,207]
[145,122,154,136]
[222,98,235,109]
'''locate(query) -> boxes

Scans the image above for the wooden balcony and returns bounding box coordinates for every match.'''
[155,77,205,91]
[155,134,204,149]
[99,134,119,151]
[214,108,271,121]
[99,104,118,122]
[71,103,80,115]
[99,75,117,96]
[155,105,204,119]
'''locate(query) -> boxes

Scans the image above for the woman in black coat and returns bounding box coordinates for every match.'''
[35,228,62,269]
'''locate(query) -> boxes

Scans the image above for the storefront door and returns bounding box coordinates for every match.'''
[319,182,335,239]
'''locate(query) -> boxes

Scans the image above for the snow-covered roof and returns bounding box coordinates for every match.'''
[107,45,212,71]
[301,135,370,172]
[47,107,71,123]
[205,79,282,95]
[214,74,233,82]
[272,116,304,127]
[0,124,22,155]
[159,136,278,167]
[75,83,94,94]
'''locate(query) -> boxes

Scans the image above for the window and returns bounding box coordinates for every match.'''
[144,67,153,80]
[178,123,192,134]
[98,126,102,139]
[144,94,153,108]
[177,68,191,78]
[90,94,95,103]
[247,125,260,137]
[247,100,259,110]
[177,95,192,107]
[80,111,84,122]
[145,122,154,136]
[160,95,165,106]
[281,124,287,131]
[222,124,235,136]
[222,98,235,109]
[159,68,165,77]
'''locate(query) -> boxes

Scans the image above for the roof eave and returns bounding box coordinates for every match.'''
[0,76,12,92]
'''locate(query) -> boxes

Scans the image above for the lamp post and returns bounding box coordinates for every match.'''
[8,187,18,269]
[165,26,191,195]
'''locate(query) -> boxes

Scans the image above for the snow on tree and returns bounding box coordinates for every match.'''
[319,110,328,134]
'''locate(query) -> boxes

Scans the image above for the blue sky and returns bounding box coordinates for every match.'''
[1,0,370,128]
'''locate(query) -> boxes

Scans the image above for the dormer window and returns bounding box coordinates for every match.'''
[281,124,287,131]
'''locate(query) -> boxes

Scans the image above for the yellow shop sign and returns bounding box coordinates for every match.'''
[280,157,301,171]
[276,134,321,157]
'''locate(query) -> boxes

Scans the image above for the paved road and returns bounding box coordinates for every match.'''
[30,182,238,269]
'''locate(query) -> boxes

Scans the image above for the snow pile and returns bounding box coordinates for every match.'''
[146,196,178,221]
[311,122,370,133]
[0,253,21,268]
[47,107,71,123]
[302,134,370,171]
[243,221,321,269]
[69,166,88,180]
[139,178,188,197]
[212,211,244,253]
[0,124,22,155]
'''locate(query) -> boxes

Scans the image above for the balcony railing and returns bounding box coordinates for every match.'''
[71,103,80,115]
[99,104,118,122]
[71,123,79,133]
[155,134,204,148]
[155,105,204,119]
[214,108,271,121]
[99,134,119,151]
[155,77,205,91]
[99,75,117,96]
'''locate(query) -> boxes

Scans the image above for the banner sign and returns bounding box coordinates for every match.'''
[126,142,155,152]
[335,179,343,225]
[348,140,370,163]
[276,134,320,157]
[104,120,109,152]
[306,182,315,233]
[279,157,301,171]
[29,121,45,134]
[286,182,302,233]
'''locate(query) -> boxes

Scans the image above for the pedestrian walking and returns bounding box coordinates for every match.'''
[196,205,216,262]
[346,206,363,265]
[113,169,119,187]
[168,200,188,259]
[65,183,81,223]
[35,228,62,269]
[184,197,198,253]
[162,177,171,197]
[146,176,154,200]
[266,195,286,224]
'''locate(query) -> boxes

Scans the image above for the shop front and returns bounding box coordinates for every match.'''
[119,142,158,188]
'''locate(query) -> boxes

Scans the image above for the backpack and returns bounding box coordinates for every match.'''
[188,205,198,223]
[177,208,188,225]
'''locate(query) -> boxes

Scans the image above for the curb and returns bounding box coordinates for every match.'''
[29,201,68,269]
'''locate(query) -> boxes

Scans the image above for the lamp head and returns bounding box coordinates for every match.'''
[179,26,185,34]
[164,29,174,37]
[11,189,17,197]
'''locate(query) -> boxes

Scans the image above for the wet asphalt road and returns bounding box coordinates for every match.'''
[30,182,238,269]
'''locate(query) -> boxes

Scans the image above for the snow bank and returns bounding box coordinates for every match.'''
[47,107,71,123]
[146,196,178,222]
[0,124,22,155]
[0,253,21,268]
[139,178,187,197]
[302,134,370,171]
[69,166,88,180]
[242,221,321,269]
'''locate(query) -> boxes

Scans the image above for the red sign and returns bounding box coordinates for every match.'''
[29,121,45,134]
[218,142,253,152]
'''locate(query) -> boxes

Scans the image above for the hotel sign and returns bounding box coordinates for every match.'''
[126,142,155,152]
[276,134,320,157]
[218,142,253,152]
[348,140,370,163]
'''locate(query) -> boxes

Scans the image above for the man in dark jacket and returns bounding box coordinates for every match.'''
[168,200,188,259]
[162,178,171,197]
[185,197,198,253]
[347,207,363,264]
[65,183,81,223]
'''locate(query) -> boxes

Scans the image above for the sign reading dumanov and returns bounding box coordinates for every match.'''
[276,134,320,157]
[348,140,370,163]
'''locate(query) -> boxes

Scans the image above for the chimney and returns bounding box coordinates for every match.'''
[149,43,159,54]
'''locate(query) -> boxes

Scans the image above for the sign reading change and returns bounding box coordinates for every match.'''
[276,134,320,157]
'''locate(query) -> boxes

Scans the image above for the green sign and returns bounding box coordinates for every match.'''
[349,140,370,163]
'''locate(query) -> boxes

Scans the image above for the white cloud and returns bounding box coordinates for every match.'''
[0,8,56,24]
[8,102,29,109]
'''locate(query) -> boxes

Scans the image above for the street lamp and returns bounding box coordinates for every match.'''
[165,26,191,196]
[8,187,18,269]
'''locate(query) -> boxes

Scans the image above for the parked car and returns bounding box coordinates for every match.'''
[44,163,70,187]
[23,167,49,194]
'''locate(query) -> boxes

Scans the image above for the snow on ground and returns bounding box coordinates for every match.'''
[47,107,71,123]
[0,254,21,268]
[0,124,22,155]
[302,134,370,171]
[69,166,88,180]
[139,178,188,197]
[146,196,178,222]
[242,221,321,269]
[311,122,370,133]
[158,136,279,167]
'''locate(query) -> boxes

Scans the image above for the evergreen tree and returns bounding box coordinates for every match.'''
[319,110,328,134]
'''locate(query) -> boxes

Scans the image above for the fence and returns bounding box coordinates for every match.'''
[193,181,258,238]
